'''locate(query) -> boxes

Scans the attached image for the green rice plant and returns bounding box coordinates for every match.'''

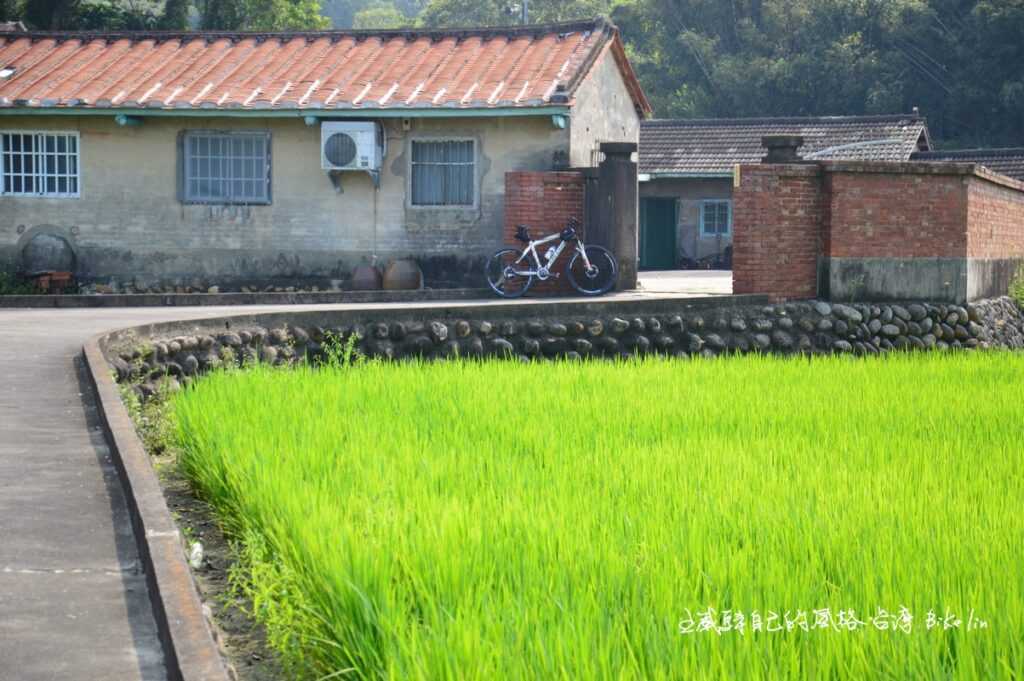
[172,353,1024,680]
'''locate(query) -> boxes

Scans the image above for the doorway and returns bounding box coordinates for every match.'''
[639,197,677,270]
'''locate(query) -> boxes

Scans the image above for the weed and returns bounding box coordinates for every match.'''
[1010,263,1024,307]
[0,272,36,295]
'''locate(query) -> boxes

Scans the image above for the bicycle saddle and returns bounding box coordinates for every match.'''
[514,225,531,243]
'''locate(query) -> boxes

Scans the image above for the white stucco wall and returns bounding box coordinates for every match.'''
[568,48,642,168]
[0,114,568,287]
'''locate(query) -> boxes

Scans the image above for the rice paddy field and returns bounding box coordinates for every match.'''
[172,353,1024,680]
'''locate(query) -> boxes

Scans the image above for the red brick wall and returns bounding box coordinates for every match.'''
[966,173,1024,259]
[734,161,1024,301]
[504,171,586,295]
[732,164,823,300]
[825,171,968,258]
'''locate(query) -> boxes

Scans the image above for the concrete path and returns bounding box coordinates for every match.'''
[638,269,732,295]
[0,291,698,680]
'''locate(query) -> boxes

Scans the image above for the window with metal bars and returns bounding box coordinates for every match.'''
[410,139,476,207]
[1,132,80,198]
[700,200,732,237]
[182,131,271,204]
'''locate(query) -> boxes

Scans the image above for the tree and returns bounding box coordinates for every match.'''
[158,0,190,29]
[23,0,78,28]
[418,0,617,27]
[74,0,162,29]
[353,2,408,28]
[0,0,22,22]
[197,0,329,30]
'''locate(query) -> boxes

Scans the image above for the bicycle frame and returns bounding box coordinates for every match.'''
[510,232,593,280]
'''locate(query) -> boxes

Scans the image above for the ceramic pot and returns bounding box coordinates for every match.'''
[382,259,424,290]
[350,265,382,290]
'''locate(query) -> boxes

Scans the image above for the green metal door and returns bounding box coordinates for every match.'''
[640,198,677,270]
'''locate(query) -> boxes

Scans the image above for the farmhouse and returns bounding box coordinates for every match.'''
[0,18,650,290]
[637,114,931,270]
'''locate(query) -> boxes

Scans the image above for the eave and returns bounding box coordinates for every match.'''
[0,105,571,120]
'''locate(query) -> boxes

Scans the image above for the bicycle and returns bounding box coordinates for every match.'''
[485,218,619,298]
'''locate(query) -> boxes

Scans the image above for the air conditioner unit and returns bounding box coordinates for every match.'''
[321,121,382,172]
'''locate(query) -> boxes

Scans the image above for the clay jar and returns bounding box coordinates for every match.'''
[382,259,424,290]
[350,265,382,290]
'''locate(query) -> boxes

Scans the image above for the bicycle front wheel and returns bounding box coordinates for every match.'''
[567,245,618,296]
[485,248,534,298]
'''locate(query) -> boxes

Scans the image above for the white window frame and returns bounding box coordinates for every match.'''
[181,130,272,205]
[407,137,478,209]
[700,200,732,237]
[1,130,81,199]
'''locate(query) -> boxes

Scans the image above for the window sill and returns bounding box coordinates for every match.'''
[181,201,272,207]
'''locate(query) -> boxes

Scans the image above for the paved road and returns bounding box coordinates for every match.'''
[0,307,248,681]
[0,288,711,680]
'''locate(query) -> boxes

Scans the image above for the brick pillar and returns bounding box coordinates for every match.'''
[504,171,586,295]
[732,164,824,301]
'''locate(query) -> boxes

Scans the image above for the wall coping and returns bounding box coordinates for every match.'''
[738,159,1024,194]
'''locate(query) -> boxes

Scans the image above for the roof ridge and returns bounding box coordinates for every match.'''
[0,17,611,45]
[642,114,925,127]
[913,147,1024,157]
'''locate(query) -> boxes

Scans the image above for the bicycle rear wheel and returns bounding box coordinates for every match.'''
[567,245,618,296]
[485,248,534,298]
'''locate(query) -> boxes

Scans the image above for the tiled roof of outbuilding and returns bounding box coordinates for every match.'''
[911,148,1024,182]
[0,17,650,114]
[640,114,930,176]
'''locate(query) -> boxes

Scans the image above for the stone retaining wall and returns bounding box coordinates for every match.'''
[104,296,1024,398]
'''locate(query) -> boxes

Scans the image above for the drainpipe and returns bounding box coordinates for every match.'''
[521,0,529,24]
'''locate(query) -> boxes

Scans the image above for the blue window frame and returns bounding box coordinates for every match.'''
[700,200,732,237]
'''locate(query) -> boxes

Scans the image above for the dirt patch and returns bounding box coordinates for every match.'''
[154,454,283,681]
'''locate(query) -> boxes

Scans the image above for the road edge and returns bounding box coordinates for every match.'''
[83,335,230,681]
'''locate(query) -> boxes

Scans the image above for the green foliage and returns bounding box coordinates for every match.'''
[352,1,406,28]
[1010,264,1024,307]
[196,0,328,30]
[615,0,1024,145]
[74,1,161,29]
[173,354,1024,679]
[418,0,616,27]
[158,0,188,28]
[0,0,23,21]
[119,375,178,456]
[0,272,36,295]
[22,0,76,28]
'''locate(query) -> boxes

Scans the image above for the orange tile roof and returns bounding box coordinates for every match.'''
[0,18,650,115]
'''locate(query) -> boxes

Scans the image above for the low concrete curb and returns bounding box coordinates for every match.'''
[82,338,230,681]
[1,287,491,308]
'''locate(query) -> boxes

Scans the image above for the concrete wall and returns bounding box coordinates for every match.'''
[569,48,641,169]
[0,114,569,288]
[732,160,1024,303]
[639,177,732,262]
